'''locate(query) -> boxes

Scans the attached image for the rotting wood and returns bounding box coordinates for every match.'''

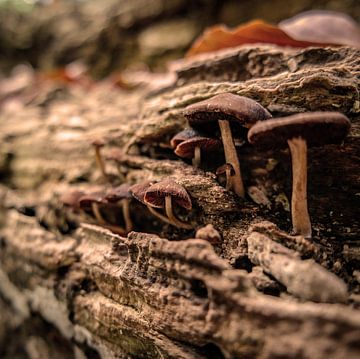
[1,45,360,358]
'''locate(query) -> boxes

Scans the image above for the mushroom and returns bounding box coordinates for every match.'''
[216,163,235,190]
[174,136,222,167]
[78,192,108,225]
[144,179,193,230]
[248,112,351,238]
[105,184,133,233]
[130,181,174,226]
[60,190,85,212]
[91,138,108,181]
[78,191,126,235]
[183,93,271,197]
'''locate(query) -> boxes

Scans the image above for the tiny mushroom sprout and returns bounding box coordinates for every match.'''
[91,138,108,181]
[144,179,193,230]
[105,184,133,233]
[129,181,174,225]
[248,112,351,239]
[183,93,271,197]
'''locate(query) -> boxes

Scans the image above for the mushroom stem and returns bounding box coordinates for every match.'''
[218,120,245,197]
[287,137,312,238]
[94,146,108,181]
[146,205,174,225]
[121,199,133,233]
[192,146,201,167]
[225,164,232,191]
[165,195,193,229]
[91,203,107,225]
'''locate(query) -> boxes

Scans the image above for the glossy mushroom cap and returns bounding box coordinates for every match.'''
[183,93,272,133]
[78,192,108,210]
[105,184,132,203]
[129,181,154,205]
[248,112,351,149]
[144,179,192,210]
[170,128,202,148]
[279,10,360,48]
[175,136,222,159]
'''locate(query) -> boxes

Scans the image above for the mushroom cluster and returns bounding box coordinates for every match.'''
[62,93,350,241]
[168,93,351,239]
[173,93,272,198]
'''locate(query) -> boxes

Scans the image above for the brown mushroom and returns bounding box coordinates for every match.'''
[105,184,133,233]
[175,136,222,167]
[216,163,235,191]
[91,138,108,181]
[129,181,173,225]
[144,179,193,230]
[183,93,271,197]
[248,112,351,238]
[60,190,85,212]
[78,191,108,225]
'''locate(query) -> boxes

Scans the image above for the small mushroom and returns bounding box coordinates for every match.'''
[78,191,126,234]
[105,184,133,233]
[175,136,222,167]
[216,163,235,190]
[91,138,108,181]
[170,128,200,148]
[129,181,173,225]
[78,192,108,225]
[248,112,351,238]
[144,179,193,230]
[60,190,85,212]
[184,93,271,197]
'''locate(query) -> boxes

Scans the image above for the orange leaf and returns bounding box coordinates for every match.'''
[186,20,334,57]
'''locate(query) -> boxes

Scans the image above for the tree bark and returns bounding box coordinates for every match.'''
[0,45,359,358]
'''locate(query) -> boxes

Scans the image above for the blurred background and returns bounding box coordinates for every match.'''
[0,0,359,78]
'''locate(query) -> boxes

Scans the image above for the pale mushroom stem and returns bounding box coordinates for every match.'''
[192,146,201,167]
[287,137,312,238]
[165,195,193,230]
[91,203,107,225]
[94,146,108,181]
[218,120,245,197]
[146,205,174,225]
[121,199,133,233]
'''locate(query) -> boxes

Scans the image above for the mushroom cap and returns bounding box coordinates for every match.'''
[175,136,222,158]
[183,93,272,134]
[216,163,235,176]
[144,179,192,210]
[78,192,108,210]
[170,128,202,148]
[248,112,351,149]
[60,190,85,209]
[91,138,105,147]
[105,184,132,202]
[129,181,154,205]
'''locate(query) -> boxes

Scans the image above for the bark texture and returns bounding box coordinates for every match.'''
[1,45,360,358]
